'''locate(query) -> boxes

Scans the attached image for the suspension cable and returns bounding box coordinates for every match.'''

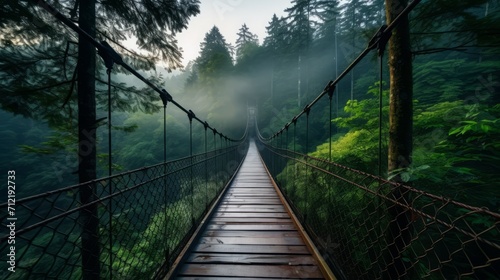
[257,0,422,142]
[30,0,243,143]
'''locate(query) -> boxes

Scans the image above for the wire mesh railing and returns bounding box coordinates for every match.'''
[257,143,500,279]
[254,0,499,278]
[0,141,248,279]
[1,1,250,279]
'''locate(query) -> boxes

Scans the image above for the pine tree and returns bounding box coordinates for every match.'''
[264,15,289,53]
[235,24,259,62]
[262,14,290,105]
[410,0,495,56]
[236,24,258,50]
[285,0,314,55]
[195,26,233,83]
[312,0,340,40]
[285,0,315,107]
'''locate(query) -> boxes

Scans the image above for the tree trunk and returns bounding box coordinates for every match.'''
[385,0,413,279]
[78,0,100,279]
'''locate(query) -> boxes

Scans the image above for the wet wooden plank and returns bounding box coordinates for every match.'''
[177,264,324,278]
[186,253,318,265]
[210,217,293,224]
[220,200,282,205]
[216,205,286,210]
[214,208,286,213]
[176,277,300,280]
[213,212,289,218]
[228,188,276,190]
[198,236,304,245]
[221,199,282,207]
[192,244,310,254]
[205,224,297,231]
[176,278,304,280]
[227,189,277,193]
[215,208,286,212]
[231,184,272,187]
[225,193,278,197]
[202,230,300,238]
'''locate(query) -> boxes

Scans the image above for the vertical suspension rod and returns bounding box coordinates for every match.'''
[188,111,195,227]
[160,89,171,266]
[204,122,209,208]
[304,106,310,222]
[106,68,113,280]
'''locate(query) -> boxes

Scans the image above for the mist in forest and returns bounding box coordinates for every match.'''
[1,0,498,203]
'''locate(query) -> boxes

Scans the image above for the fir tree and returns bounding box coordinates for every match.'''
[235,24,259,62]
[195,26,233,84]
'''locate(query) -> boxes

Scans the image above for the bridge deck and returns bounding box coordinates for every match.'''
[173,141,326,279]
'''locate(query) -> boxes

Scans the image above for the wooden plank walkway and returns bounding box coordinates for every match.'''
[173,141,327,279]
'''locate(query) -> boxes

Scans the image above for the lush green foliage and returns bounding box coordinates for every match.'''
[1,0,498,278]
[260,1,498,278]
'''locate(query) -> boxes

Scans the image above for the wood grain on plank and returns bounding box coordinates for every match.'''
[198,236,304,245]
[177,264,324,278]
[202,230,300,238]
[191,244,310,254]
[186,253,318,265]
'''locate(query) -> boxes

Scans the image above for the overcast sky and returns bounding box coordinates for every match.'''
[176,0,292,66]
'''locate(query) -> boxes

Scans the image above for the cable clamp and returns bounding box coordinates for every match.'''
[160,89,173,107]
[325,81,336,99]
[368,25,391,56]
[98,41,122,70]
[188,110,195,122]
[303,104,311,115]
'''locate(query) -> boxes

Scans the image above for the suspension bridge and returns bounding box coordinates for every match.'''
[1,0,499,279]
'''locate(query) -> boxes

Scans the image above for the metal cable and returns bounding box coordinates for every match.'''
[30,0,243,143]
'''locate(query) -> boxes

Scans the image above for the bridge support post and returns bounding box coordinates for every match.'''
[78,0,101,279]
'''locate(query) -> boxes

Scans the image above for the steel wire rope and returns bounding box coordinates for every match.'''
[256,0,422,143]
[30,0,244,144]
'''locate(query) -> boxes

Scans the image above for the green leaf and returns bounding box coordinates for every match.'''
[415,165,430,172]
[401,172,411,182]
